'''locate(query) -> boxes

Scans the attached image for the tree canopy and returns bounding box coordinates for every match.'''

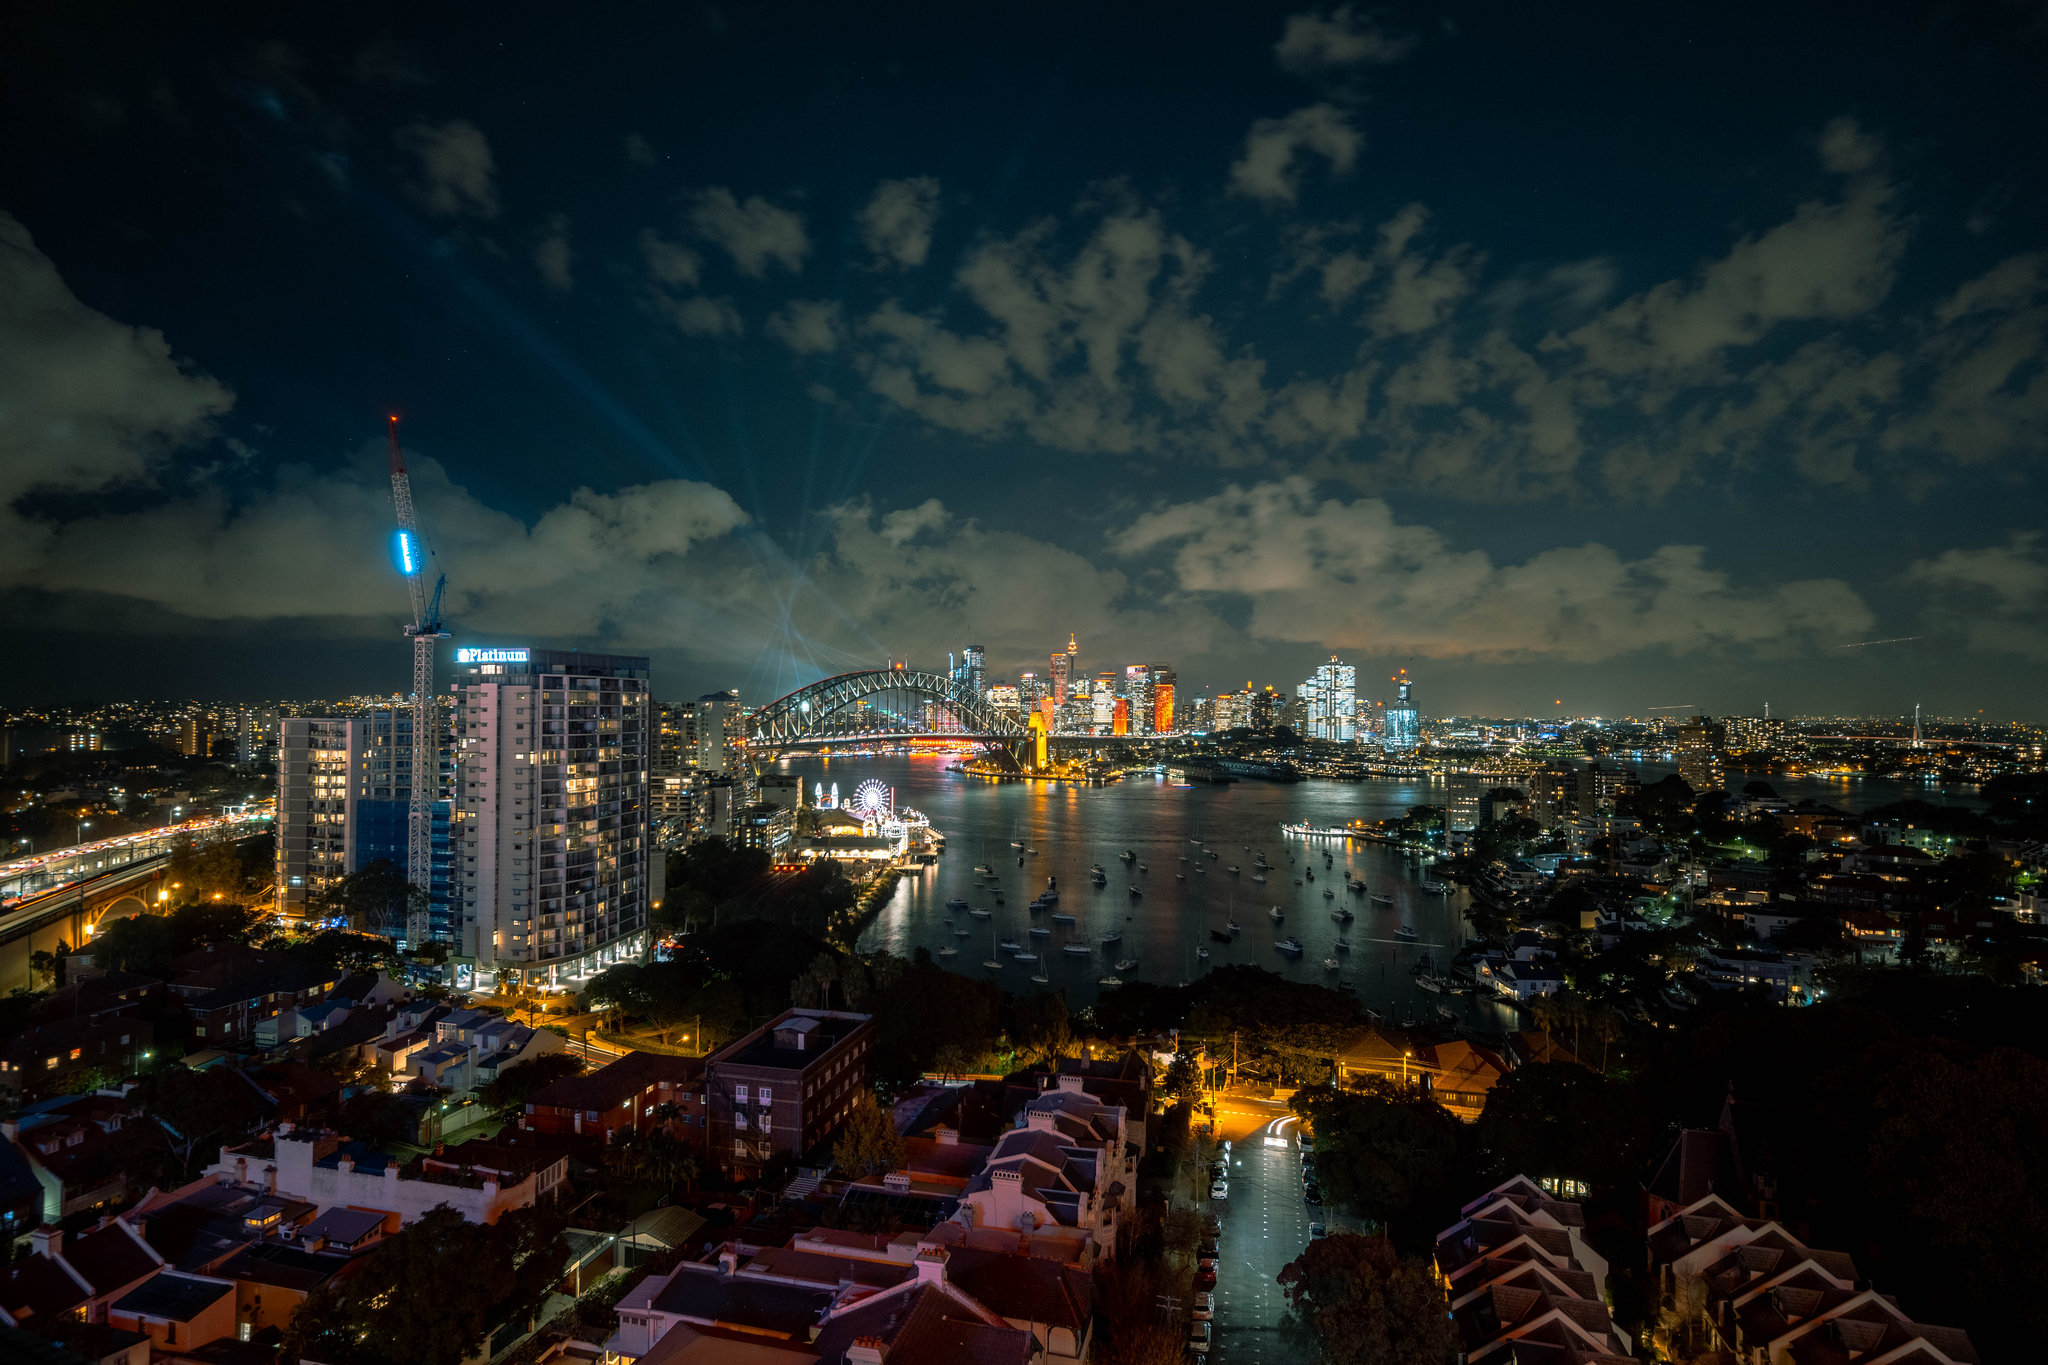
[285,1204,567,1365]
[832,1091,907,1178]
[1279,1232,1451,1365]
[1293,1080,1466,1249]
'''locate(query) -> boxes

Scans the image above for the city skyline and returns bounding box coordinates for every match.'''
[3,5,2046,720]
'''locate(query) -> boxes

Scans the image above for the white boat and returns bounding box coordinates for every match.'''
[1029,926,1051,937]
[972,865,992,877]
[1227,919,1241,933]
[1100,930,1124,944]
[970,907,993,919]
[1052,912,1076,925]
[984,958,1004,969]
[1323,888,1335,899]
[1032,973,1050,984]
[1394,924,1419,941]
[1063,943,1092,956]
[1268,905,1284,921]
[1421,880,1451,894]
[1275,938,1304,955]
[1099,976,1124,987]
[1251,873,1266,883]
[1323,958,1340,971]
[1128,886,1143,898]
[1114,957,1138,971]
[1370,893,1394,906]
[938,945,958,957]
[1012,951,1039,962]
[1010,840,1025,848]
[953,928,971,938]
[999,939,1023,951]
[1227,865,1240,874]
[1197,946,1210,960]
[1334,939,1351,952]
[946,898,969,911]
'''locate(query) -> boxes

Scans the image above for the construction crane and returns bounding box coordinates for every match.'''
[388,415,448,947]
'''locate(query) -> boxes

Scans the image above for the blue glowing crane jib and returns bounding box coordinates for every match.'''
[392,528,422,577]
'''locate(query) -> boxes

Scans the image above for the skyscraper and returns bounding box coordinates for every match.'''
[1383,670,1420,752]
[1150,664,1176,734]
[451,648,652,992]
[1124,665,1152,736]
[1049,638,1072,706]
[275,718,358,920]
[961,644,987,706]
[1299,656,1358,741]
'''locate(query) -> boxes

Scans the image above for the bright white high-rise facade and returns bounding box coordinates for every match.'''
[1299,656,1358,741]
[451,648,651,991]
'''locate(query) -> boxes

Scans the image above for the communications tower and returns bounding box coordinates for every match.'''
[387,416,448,945]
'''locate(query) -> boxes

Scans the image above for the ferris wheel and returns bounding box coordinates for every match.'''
[850,778,892,818]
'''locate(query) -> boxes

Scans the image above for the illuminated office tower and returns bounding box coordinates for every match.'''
[1150,664,1175,733]
[1124,665,1152,736]
[1018,671,1045,708]
[1383,671,1420,752]
[988,682,1021,718]
[1049,642,1071,705]
[1722,714,1784,755]
[1092,688,1116,732]
[451,647,651,992]
[960,645,987,705]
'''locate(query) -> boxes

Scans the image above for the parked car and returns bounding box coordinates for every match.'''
[1309,1223,1327,1239]
[1197,1255,1218,1273]
[1299,1135,1314,1151]
[1188,1321,1212,1355]
[1192,1291,1214,1320]
[1194,1268,1218,1290]
[1210,1180,1229,1199]
[1304,1184,1323,1206]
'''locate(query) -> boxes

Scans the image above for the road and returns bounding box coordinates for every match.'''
[1210,1112,1313,1365]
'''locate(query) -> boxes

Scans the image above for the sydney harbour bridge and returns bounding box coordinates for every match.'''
[745,667,1149,767]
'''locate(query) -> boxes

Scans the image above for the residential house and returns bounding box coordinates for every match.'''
[0,1222,164,1328]
[704,1010,875,1180]
[105,1271,235,1355]
[6,1094,138,1221]
[202,1124,566,1226]
[1647,1193,1977,1365]
[1435,1175,1631,1365]
[954,1078,1133,1265]
[520,1050,705,1145]
[166,947,339,1044]
[0,1017,155,1102]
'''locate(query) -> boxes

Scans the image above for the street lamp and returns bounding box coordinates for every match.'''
[77,819,92,846]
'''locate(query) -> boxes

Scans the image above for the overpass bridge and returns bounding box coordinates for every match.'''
[0,812,275,992]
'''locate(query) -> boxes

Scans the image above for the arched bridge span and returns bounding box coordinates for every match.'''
[748,669,1027,753]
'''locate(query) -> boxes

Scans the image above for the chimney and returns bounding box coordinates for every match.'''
[846,1338,887,1365]
[30,1226,61,1259]
[935,1126,957,1147]
[718,1243,740,1275]
[913,1248,948,1285]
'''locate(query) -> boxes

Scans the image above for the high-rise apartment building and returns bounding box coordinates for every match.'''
[1674,716,1728,795]
[1527,768,1577,828]
[1722,715,1785,755]
[1150,664,1175,733]
[178,714,213,759]
[451,648,651,992]
[233,706,280,768]
[651,701,693,842]
[1383,671,1420,752]
[275,718,357,920]
[1577,762,1638,817]
[1123,665,1152,737]
[693,690,740,776]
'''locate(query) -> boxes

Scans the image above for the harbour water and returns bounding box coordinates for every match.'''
[776,753,1970,1024]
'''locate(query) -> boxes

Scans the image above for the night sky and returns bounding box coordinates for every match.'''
[3,2,2045,717]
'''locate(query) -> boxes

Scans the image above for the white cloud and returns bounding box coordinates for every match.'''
[1274,7,1416,73]
[687,187,808,277]
[638,230,702,288]
[1907,533,2048,660]
[1116,478,1874,661]
[859,177,941,269]
[534,213,573,292]
[656,293,744,337]
[395,119,498,218]
[1229,104,1360,204]
[0,212,233,576]
[767,299,843,354]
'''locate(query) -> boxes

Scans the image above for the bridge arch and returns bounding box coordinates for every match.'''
[96,895,151,925]
[748,669,1026,750]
